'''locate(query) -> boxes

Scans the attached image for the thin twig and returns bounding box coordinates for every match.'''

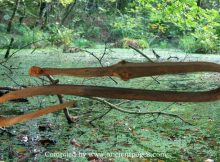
[46,75,76,123]
[81,49,118,84]
[129,45,154,63]
[4,73,26,88]
[90,97,192,125]
[0,38,47,64]
[129,45,160,84]
[100,42,108,61]
[0,64,13,73]
[30,48,37,54]
[0,127,16,136]
[89,108,112,125]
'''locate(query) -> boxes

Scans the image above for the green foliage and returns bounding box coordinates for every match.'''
[59,0,74,6]
[48,24,74,47]
[43,0,74,6]
[137,39,149,49]
[157,40,170,49]
[179,26,220,53]
[112,38,149,49]
[191,26,220,53]
[13,35,33,48]
[125,0,220,53]
[73,38,95,48]
[12,23,31,35]
[111,15,147,39]
[0,34,10,48]
[0,23,6,33]
[0,23,49,49]
[179,35,197,53]
[0,0,219,53]
[84,26,101,40]
[1,0,220,161]
[12,27,47,48]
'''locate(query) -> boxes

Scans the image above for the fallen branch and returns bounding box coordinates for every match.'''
[81,48,118,84]
[0,100,76,127]
[89,107,113,125]
[90,97,192,125]
[0,85,219,103]
[129,45,160,84]
[0,127,16,136]
[4,37,14,59]
[128,45,154,62]
[29,61,220,81]
[0,86,28,102]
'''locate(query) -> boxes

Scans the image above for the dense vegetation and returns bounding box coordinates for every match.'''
[0,0,220,53]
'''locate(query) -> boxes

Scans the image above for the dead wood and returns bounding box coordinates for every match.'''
[0,101,76,127]
[0,85,219,103]
[29,61,220,81]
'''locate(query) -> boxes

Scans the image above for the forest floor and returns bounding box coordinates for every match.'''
[0,48,220,162]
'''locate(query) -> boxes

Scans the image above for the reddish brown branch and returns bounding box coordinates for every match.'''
[0,101,76,127]
[0,85,219,103]
[29,61,220,81]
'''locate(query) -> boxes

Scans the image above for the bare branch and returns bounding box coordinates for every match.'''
[46,75,77,123]
[128,45,160,84]
[129,45,154,63]
[81,49,118,84]
[29,61,220,81]
[90,97,192,125]
[89,108,112,125]
[1,85,219,103]
[0,101,76,127]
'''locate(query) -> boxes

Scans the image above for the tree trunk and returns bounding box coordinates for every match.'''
[197,0,201,7]
[61,0,77,25]
[4,38,14,59]
[7,0,20,33]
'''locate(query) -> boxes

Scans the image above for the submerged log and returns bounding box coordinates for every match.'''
[0,101,76,127]
[29,61,220,81]
[0,85,219,103]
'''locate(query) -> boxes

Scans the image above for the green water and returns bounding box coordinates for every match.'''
[0,48,220,161]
